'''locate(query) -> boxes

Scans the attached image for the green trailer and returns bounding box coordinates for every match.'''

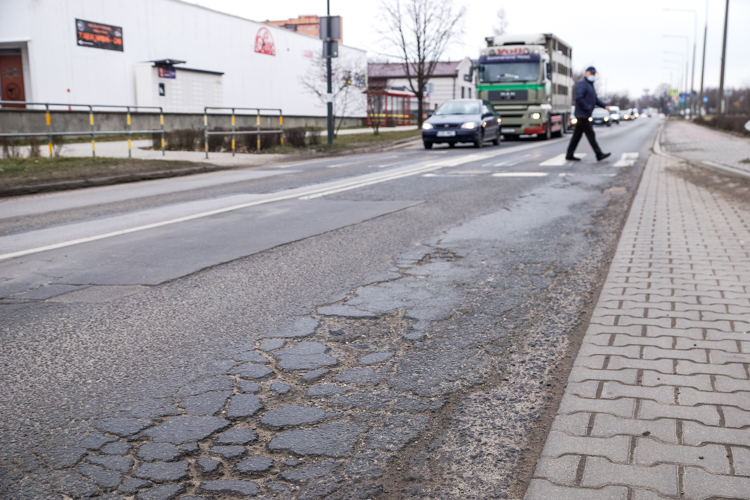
[475,33,573,140]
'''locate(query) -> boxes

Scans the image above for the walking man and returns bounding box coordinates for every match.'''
[566,66,611,161]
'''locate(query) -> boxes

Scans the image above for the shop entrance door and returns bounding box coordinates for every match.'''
[0,54,26,108]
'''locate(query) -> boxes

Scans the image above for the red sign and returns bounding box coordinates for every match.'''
[76,19,124,52]
[254,27,276,56]
[158,67,176,79]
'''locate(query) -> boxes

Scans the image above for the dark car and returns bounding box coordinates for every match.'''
[421,99,501,149]
[591,108,611,127]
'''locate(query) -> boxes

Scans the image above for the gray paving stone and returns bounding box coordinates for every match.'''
[643,346,707,363]
[301,368,330,381]
[143,416,229,444]
[607,357,674,373]
[558,394,635,418]
[682,421,750,447]
[235,351,270,363]
[181,391,232,416]
[634,439,729,474]
[133,461,189,482]
[281,460,340,483]
[723,406,750,428]
[677,360,747,378]
[591,414,677,443]
[275,342,338,371]
[268,422,366,457]
[675,338,738,352]
[197,457,221,474]
[101,442,132,455]
[683,466,750,499]
[76,463,122,489]
[137,443,180,462]
[88,454,134,473]
[236,456,274,473]
[366,415,429,451]
[177,442,198,453]
[210,446,246,458]
[118,477,151,494]
[333,367,384,386]
[226,394,263,418]
[258,339,285,351]
[238,380,260,393]
[270,381,292,394]
[638,400,720,425]
[306,384,351,397]
[678,387,750,410]
[532,455,579,485]
[550,413,590,436]
[582,457,678,496]
[641,371,713,391]
[135,484,185,500]
[540,431,630,463]
[97,418,153,437]
[330,391,391,410]
[601,382,675,404]
[524,479,628,500]
[714,375,750,392]
[567,367,638,384]
[215,428,258,445]
[732,446,750,476]
[566,381,600,398]
[261,405,326,428]
[199,479,260,496]
[230,363,274,379]
[357,352,394,365]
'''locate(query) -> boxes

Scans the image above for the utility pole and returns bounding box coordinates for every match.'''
[326,0,333,144]
[699,0,708,116]
[718,0,729,115]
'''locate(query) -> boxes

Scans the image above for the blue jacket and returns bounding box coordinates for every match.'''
[574,79,606,118]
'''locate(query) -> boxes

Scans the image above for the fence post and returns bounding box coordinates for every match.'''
[256,111,261,151]
[45,104,53,157]
[89,105,95,157]
[127,106,132,158]
[279,112,284,146]
[160,109,165,156]
[231,108,236,157]
[204,109,209,159]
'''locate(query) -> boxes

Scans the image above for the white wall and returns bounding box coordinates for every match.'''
[0,0,366,117]
[379,57,474,110]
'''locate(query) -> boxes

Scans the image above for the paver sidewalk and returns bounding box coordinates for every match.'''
[662,120,750,178]
[525,126,750,499]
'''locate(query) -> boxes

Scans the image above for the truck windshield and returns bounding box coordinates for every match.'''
[434,101,480,115]
[479,62,540,83]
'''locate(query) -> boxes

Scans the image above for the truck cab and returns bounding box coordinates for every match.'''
[476,33,573,140]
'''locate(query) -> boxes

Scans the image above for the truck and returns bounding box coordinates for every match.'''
[475,33,573,140]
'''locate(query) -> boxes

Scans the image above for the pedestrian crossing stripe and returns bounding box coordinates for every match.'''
[613,152,639,167]
[540,153,586,166]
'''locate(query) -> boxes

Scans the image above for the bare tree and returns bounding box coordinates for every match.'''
[379,0,465,127]
[366,92,385,135]
[493,8,508,36]
[300,51,367,139]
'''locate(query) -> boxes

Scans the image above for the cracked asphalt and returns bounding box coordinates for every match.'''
[0,118,661,499]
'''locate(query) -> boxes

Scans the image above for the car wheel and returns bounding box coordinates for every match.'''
[474,131,484,148]
[423,141,433,150]
[492,129,500,146]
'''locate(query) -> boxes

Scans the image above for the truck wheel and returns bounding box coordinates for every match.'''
[540,119,552,141]
[474,131,484,148]
[552,117,563,138]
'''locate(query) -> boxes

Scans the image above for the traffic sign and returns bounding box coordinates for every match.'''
[679,93,690,98]
[703,97,709,103]
[670,88,679,97]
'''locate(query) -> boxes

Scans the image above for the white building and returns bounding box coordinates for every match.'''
[0,0,367,117]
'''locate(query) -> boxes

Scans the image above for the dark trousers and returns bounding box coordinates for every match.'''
[566,119,603,158]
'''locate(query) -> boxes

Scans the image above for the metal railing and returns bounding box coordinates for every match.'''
[204,107,283,159]
[0,101,165,157]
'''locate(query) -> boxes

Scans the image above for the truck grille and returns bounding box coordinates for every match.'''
[499,113,523,118]
[489,90,528,101]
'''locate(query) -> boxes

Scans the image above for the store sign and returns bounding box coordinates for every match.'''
[76,19,123,51]
[158,67,176,79]
[254,27,276,56]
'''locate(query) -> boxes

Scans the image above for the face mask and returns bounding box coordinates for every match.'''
[587,75,596,82]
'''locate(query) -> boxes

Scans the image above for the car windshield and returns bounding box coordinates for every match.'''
[592,109,610,117]
[434,101,480,115]
[609,107,620,113]
[478,62,540,83]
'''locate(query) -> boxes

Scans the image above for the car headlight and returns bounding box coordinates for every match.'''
[604,117,609,121]
[571,117,578,124]
[422,123,433,130]
[588,117,593,122]
[461,122,477,129]
[496,117,501,124]
[530,112,541,120]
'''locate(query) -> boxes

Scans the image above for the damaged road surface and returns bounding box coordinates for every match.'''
[0,118,660,499]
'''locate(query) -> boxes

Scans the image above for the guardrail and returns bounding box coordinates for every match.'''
[204,107,283,159]
[0,101,165,157]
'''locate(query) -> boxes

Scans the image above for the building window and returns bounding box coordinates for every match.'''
[461,87,465,98]
[468,88,472,98]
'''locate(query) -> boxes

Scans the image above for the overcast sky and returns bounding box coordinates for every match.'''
[185,0,748,98]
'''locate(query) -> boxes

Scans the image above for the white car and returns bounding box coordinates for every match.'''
[609,106,621,124]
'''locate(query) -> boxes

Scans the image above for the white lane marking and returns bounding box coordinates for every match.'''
[422,171,491,177]
[0,141,564,261]
[540,153,587,166]
[492,172,549,177]
[613,152,639,167]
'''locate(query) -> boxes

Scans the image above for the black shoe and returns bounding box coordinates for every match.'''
[565,155,581,161]
[597,152,612,161]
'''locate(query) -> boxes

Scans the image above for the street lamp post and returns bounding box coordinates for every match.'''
[664,9,697,117]
[718,0,730,115]
[664,35,690,114]
[699,1,709,116]
[326,0,333,144]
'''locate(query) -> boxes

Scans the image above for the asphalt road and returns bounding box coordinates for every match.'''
[0,117,661,500]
